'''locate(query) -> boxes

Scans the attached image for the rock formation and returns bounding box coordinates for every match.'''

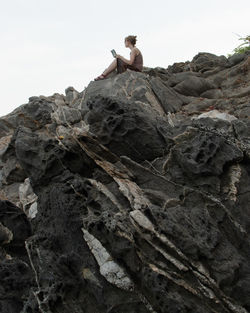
[0,51,250,313]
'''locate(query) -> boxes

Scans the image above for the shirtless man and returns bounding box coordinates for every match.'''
[94,35,143,81]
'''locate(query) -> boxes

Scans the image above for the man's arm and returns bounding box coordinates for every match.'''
[117,49,137,65]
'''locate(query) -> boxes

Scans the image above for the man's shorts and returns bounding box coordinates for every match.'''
[117,58,140,74]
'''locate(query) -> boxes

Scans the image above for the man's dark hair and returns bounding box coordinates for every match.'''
[125,35,137,45]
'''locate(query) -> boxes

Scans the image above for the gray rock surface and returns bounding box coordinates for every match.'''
[0,51,250,313]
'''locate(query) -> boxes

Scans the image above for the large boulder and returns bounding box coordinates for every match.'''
[0,50,249,313]
[173,75,216,96]
[191,52,228,72]
[85,95,173,161]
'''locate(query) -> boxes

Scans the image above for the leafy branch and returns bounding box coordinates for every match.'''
[229,34,250,56]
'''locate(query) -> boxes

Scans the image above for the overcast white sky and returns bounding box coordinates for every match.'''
[0,0,249,117]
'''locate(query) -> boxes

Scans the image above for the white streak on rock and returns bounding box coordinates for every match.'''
[19,178,38,218]
[223,164,242,202]
[88,178,123,211]
[130,209,155,232]
[195,109,237,122]
[130,210,188,272]
[82,228,134,291]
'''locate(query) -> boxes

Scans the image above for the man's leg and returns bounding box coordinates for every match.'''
[117,58,128,74]
[102,59,117,76]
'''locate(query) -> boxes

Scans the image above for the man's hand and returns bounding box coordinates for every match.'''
[116,54,132,65]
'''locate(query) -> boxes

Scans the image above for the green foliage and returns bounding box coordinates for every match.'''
[229,35,250,56]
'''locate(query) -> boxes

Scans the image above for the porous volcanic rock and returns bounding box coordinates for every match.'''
[0,51,250,313]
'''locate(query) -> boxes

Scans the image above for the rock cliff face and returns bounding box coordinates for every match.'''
[0,51,250,313]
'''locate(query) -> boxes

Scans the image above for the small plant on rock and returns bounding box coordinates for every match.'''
[230,34,250,56]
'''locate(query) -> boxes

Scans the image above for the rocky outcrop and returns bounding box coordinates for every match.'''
[0,51,250,313]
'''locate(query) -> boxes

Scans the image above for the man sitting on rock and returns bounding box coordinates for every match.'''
[94,35,143,80]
